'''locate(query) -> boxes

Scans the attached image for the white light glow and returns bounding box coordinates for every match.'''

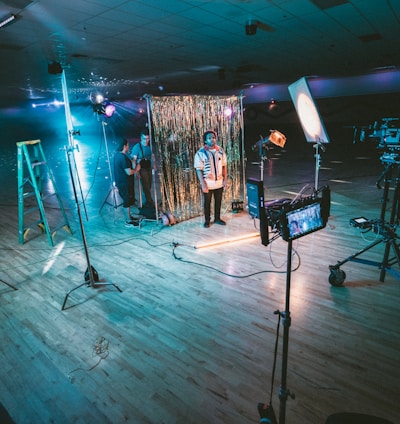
[296,93,322,138]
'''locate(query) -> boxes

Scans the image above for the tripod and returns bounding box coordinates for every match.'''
[329,156,400,286]
[99,120,123,213]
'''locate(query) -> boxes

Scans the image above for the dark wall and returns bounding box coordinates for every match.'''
[243,92,400,160]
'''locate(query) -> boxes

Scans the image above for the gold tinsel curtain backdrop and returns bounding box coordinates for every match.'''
[148,95,244,222]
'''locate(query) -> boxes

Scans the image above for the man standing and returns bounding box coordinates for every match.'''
[114,139,141,227]
[194,130,227,228]
[131,129,155,208]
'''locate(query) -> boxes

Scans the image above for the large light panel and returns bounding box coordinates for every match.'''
[288,77,330,144]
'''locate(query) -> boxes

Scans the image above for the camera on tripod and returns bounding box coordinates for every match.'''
[329,118,400,286]
[368,118,400,150]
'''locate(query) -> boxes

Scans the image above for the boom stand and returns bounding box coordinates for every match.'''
[61,145,122,310]
[329,159,400,286]
[99,120,123,213]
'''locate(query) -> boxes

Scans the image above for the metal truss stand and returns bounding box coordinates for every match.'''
[329,158,400,286]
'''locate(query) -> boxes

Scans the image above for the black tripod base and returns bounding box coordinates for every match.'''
[62,267,122,310]
[100,186,123,213]
[257,402,277,424]
[328,235,400,286]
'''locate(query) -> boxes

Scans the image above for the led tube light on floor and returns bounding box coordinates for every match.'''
[0,14,16,29]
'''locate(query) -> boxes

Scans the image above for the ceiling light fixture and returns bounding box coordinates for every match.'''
[93,100,116,118]
[245,19,257,36]
[0,14,16,29]
[103,102,116,118]
[245,18,275,35]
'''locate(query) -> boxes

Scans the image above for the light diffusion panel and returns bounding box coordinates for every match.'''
[288,77,330,144]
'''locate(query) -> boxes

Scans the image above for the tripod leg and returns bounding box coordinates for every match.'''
[62,281,87,310]
[99,187,112,213]
[0,278,18,291]
[379,239,392,282]
[329,238,385,286]
[330,238,383,269]
[100,186,123,213]
[380,239,400,281]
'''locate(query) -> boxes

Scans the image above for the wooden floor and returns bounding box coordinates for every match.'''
[0,140,399,424]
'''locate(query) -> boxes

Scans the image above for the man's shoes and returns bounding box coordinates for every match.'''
[214,219,226,225]
[125,219,139,228]
[204,222,210,228]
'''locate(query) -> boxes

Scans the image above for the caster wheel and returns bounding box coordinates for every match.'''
[329,269,346,287]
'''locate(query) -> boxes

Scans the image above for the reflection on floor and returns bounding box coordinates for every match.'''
[0,133,399,424]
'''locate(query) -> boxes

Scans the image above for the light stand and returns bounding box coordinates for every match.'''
[252,130,286,187]
[251,136,271,184]
[99,119,123,213]
[259,138,270,182]
[258,186,330,424]
[59,70,122,310]
[239,92,247,204]
[61,145,122,310]
[313,141,326,192]
[144,94,159,223]
[277,240,295,424]
[257,241,295,424]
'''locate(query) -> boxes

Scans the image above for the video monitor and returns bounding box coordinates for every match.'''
[288,77,330,144]
[280,199,326,242]
[246,178,269,246]
[246,178,264,219]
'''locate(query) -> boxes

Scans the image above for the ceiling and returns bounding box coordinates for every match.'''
[1,0,400,107]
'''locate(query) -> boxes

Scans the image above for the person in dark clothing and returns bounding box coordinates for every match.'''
[114,139,141,227]
[131,129,155,207]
